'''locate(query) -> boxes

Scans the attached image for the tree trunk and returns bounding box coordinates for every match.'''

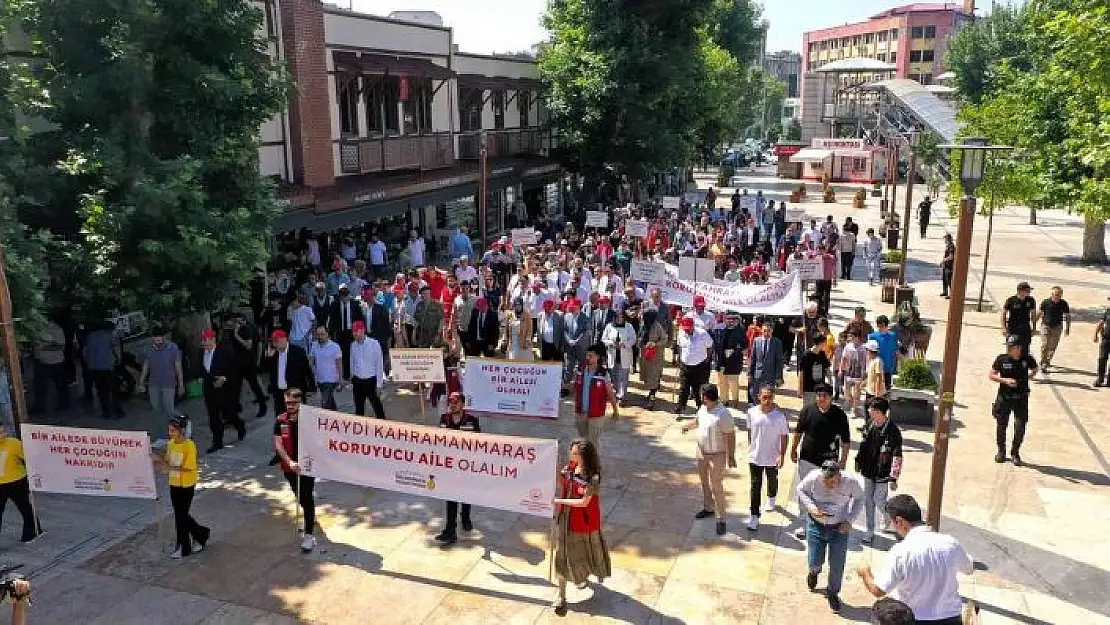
[1028,205,1037,225]
[1081,213,1108,265]
[978,194,995,312]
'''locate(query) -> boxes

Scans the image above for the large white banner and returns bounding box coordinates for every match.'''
[298,406,558,517]
[22,425,157,499]
[658,265,805,316]
[462,358,563,419]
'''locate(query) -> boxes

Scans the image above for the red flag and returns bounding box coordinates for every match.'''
[399,75,410,101]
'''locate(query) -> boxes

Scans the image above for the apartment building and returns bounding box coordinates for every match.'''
[801,2,974,86]
[259,0,559,261]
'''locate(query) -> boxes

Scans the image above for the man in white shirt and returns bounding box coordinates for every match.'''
[802,219,824,250]
[309,326,343,410]
[525,280,553,318]
[287,296,316,351]
[675,317,713,417]
[367,234,388,279]
[857,494,974,625]
[454,255,478,285]
[680,384,735,536]
[746,384,789,530]
[347,321,385,418]
[684,296,718,330]
[407,230,425,267]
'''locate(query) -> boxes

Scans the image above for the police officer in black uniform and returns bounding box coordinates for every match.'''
[989,335,1038,466]
[1095,297,1110,388]
[435,392,480,546]
[1001,282,1036,359]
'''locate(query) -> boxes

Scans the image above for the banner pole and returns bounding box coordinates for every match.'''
[156,495,164,554]
[294,472,302,540]
[420,383,427,425]
[547,519,556,583]
[27,487,42,541]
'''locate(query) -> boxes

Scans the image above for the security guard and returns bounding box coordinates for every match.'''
[435,392,480,546]
[989,335,1038,466]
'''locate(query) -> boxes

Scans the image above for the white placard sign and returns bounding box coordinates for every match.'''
[740,196,756,211]
[631,259,667,284]
[785,207,806,223]
[511,228,539,246]
[585,211,608,228]
[661,196,681,209]
[298,406,558,517]
[787,257,824,281]
[625,219,649,238]
[462,358,563,419]
[389,348,446,384]
[22,425,157,499]
[678,256,717,283]
[657,266,804,316]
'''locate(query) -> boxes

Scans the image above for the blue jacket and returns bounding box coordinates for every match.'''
[868,330,899,374]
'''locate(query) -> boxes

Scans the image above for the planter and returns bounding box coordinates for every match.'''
[879,263,900,281]
[871,189,883,197]
[889,384,937,427]
[823,191,836,203]
[790,190,801,203]
[913,326,933,357]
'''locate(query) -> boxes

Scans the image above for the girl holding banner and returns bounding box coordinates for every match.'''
[0,423,42,543]
[162,415,210,558]
[551,439,611,617]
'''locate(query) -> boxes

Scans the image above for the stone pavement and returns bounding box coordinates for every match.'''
[2,167,1107,624]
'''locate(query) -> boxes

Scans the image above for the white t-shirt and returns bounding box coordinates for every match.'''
[310,340,343,384]
[455,265,478,285]
[408,238,426,266]
[875,525,974,621]
[746,405,789,467]
[368,241,388,266]
[695,403,735,455]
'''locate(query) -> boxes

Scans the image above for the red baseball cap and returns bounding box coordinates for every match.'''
[352,320,366,331]
[200,328,217,340]
[693,296,706,307]
[543,299,555,311]
[680,317,695,330]
[599,295,611,304]
[270,329,287,340]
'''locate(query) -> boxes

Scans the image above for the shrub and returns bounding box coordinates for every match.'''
[882,250,904,264]
[897,358,937,391]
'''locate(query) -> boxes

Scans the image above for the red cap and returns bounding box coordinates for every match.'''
[270,330,287,340]
[476,297,489,310]
[694,295,706,307]
[567,297,581,310]
[200,328,217,340]
[448,392,464,404]
[680,317,695,330]
[351,320,366,331]
[599,295,611,304]
[543,299,555,311]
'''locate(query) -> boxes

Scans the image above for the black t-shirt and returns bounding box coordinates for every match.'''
[440,411,481,432]
[274,416,299,460]
[799,351,831,391]
[1039,298,1070,328]
[796,404,851,466]
[1004,295,1036,334]
[1101,309,1110,343]
[992,353,1037,397]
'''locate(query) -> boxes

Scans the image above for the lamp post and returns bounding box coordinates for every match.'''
[928,137,1011,530]
[479,130,488,248]
[897,130,919,286]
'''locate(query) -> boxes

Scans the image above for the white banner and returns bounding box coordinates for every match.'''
[390,348,446,383]
[785,207,806,223]
[631,259,667,285]
[511,228,538,246]
[462,358,563,419]
[298,406,558,517]
[678,256,716,283]
[787,257,824,281]
[625,219,649,238]
[585,211,608,228]
[22,425,157,499]
[661,196,681,209]
[658,265,804,315]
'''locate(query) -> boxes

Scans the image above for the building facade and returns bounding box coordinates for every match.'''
[764,50,801,99]
[801,2,974,85]
[259,0,559,267]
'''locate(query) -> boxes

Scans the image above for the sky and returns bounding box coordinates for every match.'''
[348,1,984,55]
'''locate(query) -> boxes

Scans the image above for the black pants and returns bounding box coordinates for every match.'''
[749,464,779,516]
[1097,341,1110,384]
[31,360,69,413]
[90,369,120,417]
[814,279,832,316]
[914,616,963,625]
[677,360,710,410]
[270,387,288,417]
[284,472,316,535]
[337,331,354,379]
[840,252,854,280]
[540,341,559,362]
[204,388,243,447]
[920,219,930,238]
[352,376,385,418]
[169,485,209,555]
[242,365,267,406]
[993,394,1029,453]
[0,478,40,541]
[1013,332,1032,360]
[941,264,953,296]
[444,500,471,535]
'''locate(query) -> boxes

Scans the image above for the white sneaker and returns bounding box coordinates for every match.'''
[300,534,317,552]
[192,540,204,553]
[170,547,183,559]
[793,527,806,541]
[747,516,759,531]
[298,519,305,532]
[763,497,776,512]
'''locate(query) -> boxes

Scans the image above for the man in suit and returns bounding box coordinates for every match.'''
[262,329,316,417]
[361,284,393,378]
[536,299,565,362]
[561,298,592,385]
[748,322,784,405]
[329,285,365,379]
[465,297,500,357]
[200,328,245,453]
[585,294,615,347]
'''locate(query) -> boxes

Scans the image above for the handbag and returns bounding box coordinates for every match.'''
[643,344,657,362]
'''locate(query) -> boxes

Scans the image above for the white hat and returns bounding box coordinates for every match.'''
[864,340,880,352]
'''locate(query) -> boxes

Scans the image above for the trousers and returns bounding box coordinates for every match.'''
[806,515,849,595]
[678,360,711,410]
[352,376,385,418]
[0,478,40,541]
[1040,326,1064,366]
[317,382,338,410]
[1098,341,1110,384]
[169,485,210,556]
[716,371,741,404]
[862,479,890,535]
[697,452,727,520]
[284,472,317,535]
[993,394,1029,453]
[748,464,779,516]
[444,500,471,534]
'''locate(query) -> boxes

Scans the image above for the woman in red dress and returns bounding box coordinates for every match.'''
[550,438,611,616]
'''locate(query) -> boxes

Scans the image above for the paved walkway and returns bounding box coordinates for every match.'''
[6,167,1108,624]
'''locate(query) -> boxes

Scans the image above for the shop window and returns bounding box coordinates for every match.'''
[492,90,506,130]
[911,26,924,39]
[366,75,401,135]
[922,50,935,63]
[853,158,867,171]
[921,73,933,85]
[924,25,936,39]
[402,77,434,134]
[518,91,531,127]
[337,75,359,137]
[910,50,923,63]
[458,86,482,132]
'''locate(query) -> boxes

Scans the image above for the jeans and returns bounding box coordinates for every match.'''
[806,515,850,595]
[862,479,890,535]
[149,386,177,420]
[866,256,881,284]
[748,464,779,516]
[317,382,338,410]
[611,367,630,400]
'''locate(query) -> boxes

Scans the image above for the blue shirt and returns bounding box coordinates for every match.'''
[450,232,474,260]
[869,330,899,374]
[84,329,115,371]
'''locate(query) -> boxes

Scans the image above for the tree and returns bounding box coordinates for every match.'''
[3,0,290,321]
[783,118,802,141]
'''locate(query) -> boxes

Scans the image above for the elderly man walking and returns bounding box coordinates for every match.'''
[681,385,736,536]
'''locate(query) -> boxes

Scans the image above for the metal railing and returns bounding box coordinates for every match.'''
[457,127,545,160]
[338,133,455,174]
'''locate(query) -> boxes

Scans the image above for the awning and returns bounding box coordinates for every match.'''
[458,74,543,92]
[834,149,873,158]
[790,148,832,163]
[333,51,455,81]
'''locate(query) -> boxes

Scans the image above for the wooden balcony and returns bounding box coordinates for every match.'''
[339,133,454,175]
[457,127,545,160]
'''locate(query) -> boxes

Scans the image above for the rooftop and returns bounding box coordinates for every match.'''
[870,2,971,19]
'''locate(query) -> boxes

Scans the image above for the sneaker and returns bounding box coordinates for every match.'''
[1011,451,1023,467]
[434,531,458,546]
[827,593,842,612]
[19,531,44,544]
[170,547,183,559]
[746,516,759,531]
[715,521,726,536]
[206,444,224,454]
[806,570,818,590]
[300,534,317,552]
[763,497,776,512]
[794,527,806,541]
[192,540,204,553]
[994,451,1006,463]
[694,509,715,520]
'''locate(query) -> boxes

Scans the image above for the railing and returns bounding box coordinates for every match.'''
[457,127,545,160]
[338,133,455,175]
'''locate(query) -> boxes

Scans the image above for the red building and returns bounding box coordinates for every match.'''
[801,2,975,85]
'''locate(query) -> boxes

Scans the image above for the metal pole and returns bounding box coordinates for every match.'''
[926,195,974,530]
[898,148,917,285]
[977,191,995,312]
[0,246,28,433]
[889,147,899,230]
[479,131,488,249]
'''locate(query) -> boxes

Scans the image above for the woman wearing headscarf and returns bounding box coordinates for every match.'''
[638,307,671,410]
[502,297,534,361]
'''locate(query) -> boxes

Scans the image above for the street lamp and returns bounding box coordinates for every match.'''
[927,137,1012,530]
[897,129,920,286]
